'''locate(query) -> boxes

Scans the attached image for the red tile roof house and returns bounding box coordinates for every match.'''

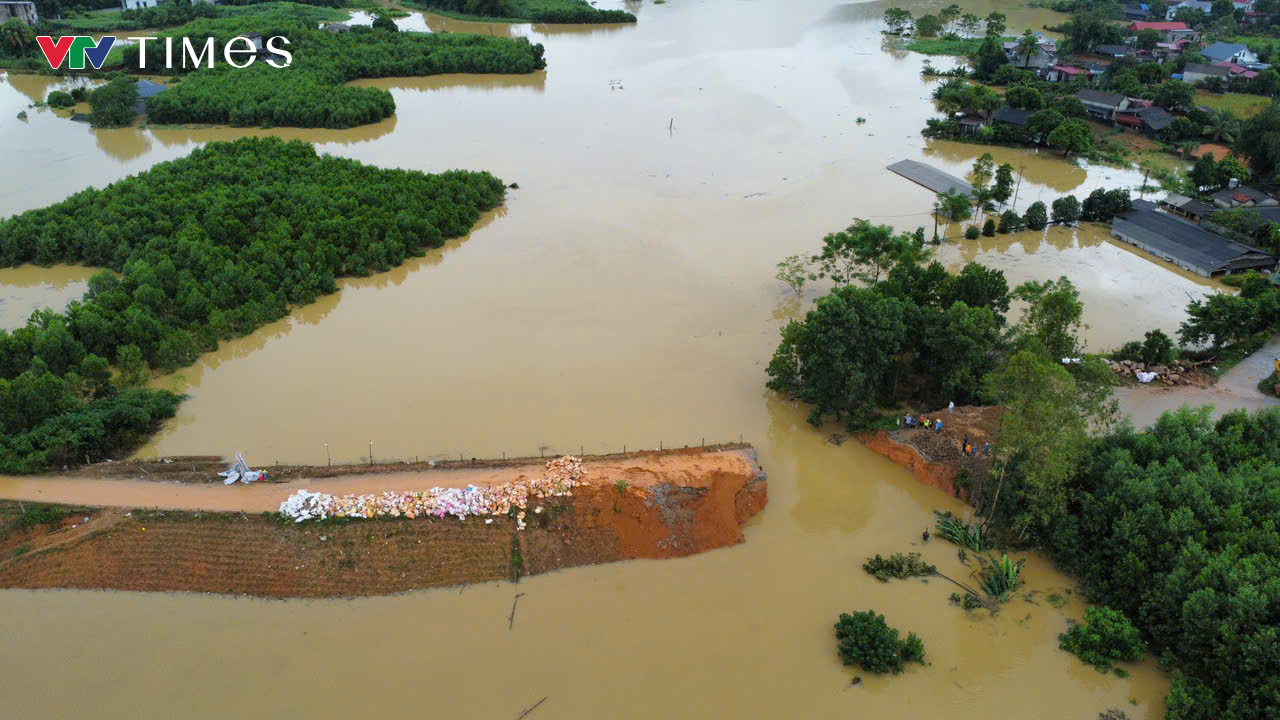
[1050,65,1085,82]
[1128,21,1198,42]
[1213,61,1259,78]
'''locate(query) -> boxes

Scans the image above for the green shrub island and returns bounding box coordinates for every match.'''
[45,90,75,108]
[410,0,636,23]
[122,8,546,128]
[1059,606,1148,674]
[0,137,505,473]
[88,75,140,128]
[834,610,926,674]
[862,552,936,582]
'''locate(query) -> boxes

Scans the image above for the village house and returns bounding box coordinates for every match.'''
[1049,64,1086,82]
[1094,44,1137,59]
[1004,44,1057,75]
[0,1,37,24]
[1202,42,1260,64]
[1211,186,1278,209]
[1159,194,1218,222]
[1115,106,1174,136]
[1075,89,1130,120]
[1129,21,1198,43]
[1111,200,1277,277]
[1182,62,1232,84]
[1165,0,1212,19]
[1122,3,1149,21]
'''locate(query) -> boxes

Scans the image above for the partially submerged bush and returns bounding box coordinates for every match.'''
[1059,606,1147,673]
[835,610,926,674]
[46,90,74,108]
[980,552,1024,601]
[934,510,984,551]
[863,552,936,582]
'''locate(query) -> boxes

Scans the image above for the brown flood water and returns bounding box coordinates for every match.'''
[0,1,1195,716]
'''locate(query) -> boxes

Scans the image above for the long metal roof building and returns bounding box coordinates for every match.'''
[1110,202,1276,277]
[886,160,973,197]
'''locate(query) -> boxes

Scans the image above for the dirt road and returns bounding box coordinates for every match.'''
[0,447,761,513]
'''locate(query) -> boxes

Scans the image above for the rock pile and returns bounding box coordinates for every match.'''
[279,455,588,530]
[1109,359,1193,386]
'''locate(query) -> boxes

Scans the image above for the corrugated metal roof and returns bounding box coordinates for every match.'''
[886,160,973,196]
[1112,207,1275,274]
[1075,89,1127,107]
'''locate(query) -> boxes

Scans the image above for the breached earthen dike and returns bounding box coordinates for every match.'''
[0,446,766,598]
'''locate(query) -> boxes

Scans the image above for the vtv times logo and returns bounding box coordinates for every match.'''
[36,35,293,71]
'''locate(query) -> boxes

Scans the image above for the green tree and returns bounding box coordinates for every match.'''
[1005,84,1043,111]
[1154,80,1195,111]
[1048,119,1093,157]
[114,344,149,388]
[982,218,996,236]
[1190,151,1219,190]
[46,91,74,108]
[766,286,909,428]
[937,188,972,221]
[940,262,1011,318]
[915,13,944,36]
[1236,101,1280,180]
[959,12,980,37]
[1051,195,1081,225]
[970,152,995,197]
[1059,606,1148,672]
[997,209,1022,234]
[973,35,1009,80]
[835,610,927,674]
[1140,328,1176,365]
[87,75,140,129]
[992,163,1015,204]
[1027,108,1065,140]
[1136,28,1161,50]
[776,255,809,297]
[1204,109,1241,144]
[1109,71,1142,97]
[883,7,913,33]
[1024,201,1048,230]
[1015,29,1040,68]
[1012,276,1086,359]
[810,219,922,287]
[1216,155,1250,187]
[984,11,1006,38]
[371,13,397,32]
[0,17,35,57]
[1081,188,1132,222]
[939,3,962,31]
[979,348,1116,538]
[917,301,1004,404]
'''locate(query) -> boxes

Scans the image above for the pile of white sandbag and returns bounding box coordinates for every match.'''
[278,455,588,529]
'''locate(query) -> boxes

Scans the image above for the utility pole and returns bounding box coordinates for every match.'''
[933,200,940,242]
[1140,167,1150,198]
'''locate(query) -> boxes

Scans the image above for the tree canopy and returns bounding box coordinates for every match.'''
[0,137,505,472]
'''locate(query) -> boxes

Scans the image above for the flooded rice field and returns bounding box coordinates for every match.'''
[0,0,1222,716]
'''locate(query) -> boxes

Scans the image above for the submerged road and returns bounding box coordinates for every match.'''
[1114,334,1280,428]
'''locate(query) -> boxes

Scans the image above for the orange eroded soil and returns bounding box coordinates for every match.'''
[859,406,1003,502]
[0,447,767,597]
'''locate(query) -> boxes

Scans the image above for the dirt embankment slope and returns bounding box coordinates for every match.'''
[858,406,1002,503]
[0,447,767,598]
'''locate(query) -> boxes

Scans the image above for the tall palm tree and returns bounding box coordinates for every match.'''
[1016,29,1040,69]
[1203,108,1241,144]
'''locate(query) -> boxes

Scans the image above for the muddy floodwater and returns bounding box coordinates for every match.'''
[0,0,1208,716]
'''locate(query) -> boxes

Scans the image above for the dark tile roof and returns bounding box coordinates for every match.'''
[1183,199,1218,218]
[1112,206,1276,273]
[1137,106,1174,131]
[993,107,1035,126]
[1212,186,1273,203]
[1075,88,1127,107]
[1183,62,1231,77]
[1095,44,1134,55]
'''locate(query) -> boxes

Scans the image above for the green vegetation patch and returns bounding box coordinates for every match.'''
[0,137,505,473]
[1194,91,1270,120]
[834,610,926,674]
[123,8,545,128]
[862,552,936,582]
[408,0,636,24]
[1058,606,1147,674]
